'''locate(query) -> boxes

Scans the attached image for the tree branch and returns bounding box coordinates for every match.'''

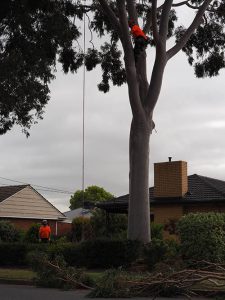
[98,0,122,36]
[151,0,160,45]
[126,0,138,24]
[159,0,173,41]
[167,0,213,60]
[172,1,188,7]
[116,0,144,118]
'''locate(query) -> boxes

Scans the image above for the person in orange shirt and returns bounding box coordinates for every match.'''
[39,220,51,243]
[128,19,150,61]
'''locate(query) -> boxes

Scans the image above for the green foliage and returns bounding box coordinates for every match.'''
[48,239,142,269]
[0,242,49,266]
[143,239,169,270]
[177,213,225,263]
[0,0,81,135]
[150,223,164,240]
[71,217,93,242]
[69,185,114,210]
[176,2,225,79]
[90,209,127,239]
[88,269,130,298]
[24,223,41,243]
[1,1,225,135]
[0,243,28,266]
[28,251,94,289]
[0,220,21,242]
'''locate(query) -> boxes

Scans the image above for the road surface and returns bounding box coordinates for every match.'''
[0,284,212,300]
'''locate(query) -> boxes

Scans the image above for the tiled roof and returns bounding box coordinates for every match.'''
[97,174,225,213]
[0,185,28,203]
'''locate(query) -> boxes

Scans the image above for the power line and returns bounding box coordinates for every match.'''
[0,176,74,194]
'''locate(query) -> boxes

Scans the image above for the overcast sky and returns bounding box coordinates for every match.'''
[1,4,225,212]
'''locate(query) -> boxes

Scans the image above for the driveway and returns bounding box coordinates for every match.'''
[0,284,212,300]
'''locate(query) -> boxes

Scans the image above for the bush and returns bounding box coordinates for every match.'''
[24,223,41,243]
[177,213,225,263]
[48,239,142,269]
[151,223,164,240]
[0,243,28,266]
[0,220,21,242]
[90,209,127,239]
[143,239,168,270]
[0,242,50,266]
[72,217,93,242]
[77,239,142,268]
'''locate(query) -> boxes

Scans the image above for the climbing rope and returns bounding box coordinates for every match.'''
[82,1,86,208]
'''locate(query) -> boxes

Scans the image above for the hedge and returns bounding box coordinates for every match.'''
[0,243,49,266]
[0,239,141,268]
[48,239,142,268]
[177,213,225,263]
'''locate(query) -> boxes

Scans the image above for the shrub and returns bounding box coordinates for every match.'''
[48,239,142,269]
[151,223,164,240]
[0,220,21,242]
[0,243,28,266]
[72,217,93,242]
[143,239,168,270]
[76,239,142,268]
[24,223,41,243]
[177,213,225,263]
[90,209,127,239]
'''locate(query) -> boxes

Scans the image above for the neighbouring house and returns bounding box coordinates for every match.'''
[0,184,71,236]
[97,158,225,238]
[64,208,93,221]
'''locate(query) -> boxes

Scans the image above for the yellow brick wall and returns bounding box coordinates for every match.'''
[151,203,183,239]
[154,161,188,198]
[151,204,183,224]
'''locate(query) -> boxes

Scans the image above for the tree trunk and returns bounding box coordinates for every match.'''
[128,117,151,243]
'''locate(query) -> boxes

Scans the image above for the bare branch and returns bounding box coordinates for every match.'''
[151,0,160,45]
[116,0,144,118]
[127,0,138,24]
[159,0,173,41]
[167,0,213,60]
[172,1,189,7]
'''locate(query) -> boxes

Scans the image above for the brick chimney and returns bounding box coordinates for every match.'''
[154,158,188,198]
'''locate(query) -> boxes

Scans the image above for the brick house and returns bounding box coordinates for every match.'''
[97,159,225,238]
[0,184,71,236]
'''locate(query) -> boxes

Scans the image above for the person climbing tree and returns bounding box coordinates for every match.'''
[128,19,150,61]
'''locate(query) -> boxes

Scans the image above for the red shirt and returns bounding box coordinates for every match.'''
[39,225,51,239]
[131,25,147,40]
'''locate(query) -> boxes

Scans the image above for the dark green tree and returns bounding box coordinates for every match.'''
[1,0,224,242]
[69,185,114,209]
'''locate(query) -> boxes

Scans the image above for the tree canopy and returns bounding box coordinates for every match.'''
[69,185,114,209]
[2,0,225,135]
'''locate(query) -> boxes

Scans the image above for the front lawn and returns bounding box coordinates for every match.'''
[0,268,36,281]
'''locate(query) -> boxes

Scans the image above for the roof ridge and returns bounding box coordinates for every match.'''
[0,184,29,188]
[197,174,225,198]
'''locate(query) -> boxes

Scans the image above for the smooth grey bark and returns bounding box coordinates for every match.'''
[98,0,213,243]
[128,118,151,242]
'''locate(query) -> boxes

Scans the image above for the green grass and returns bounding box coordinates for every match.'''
[0,268,36,281]
[0,268,103,283]
[86,271,104,283]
